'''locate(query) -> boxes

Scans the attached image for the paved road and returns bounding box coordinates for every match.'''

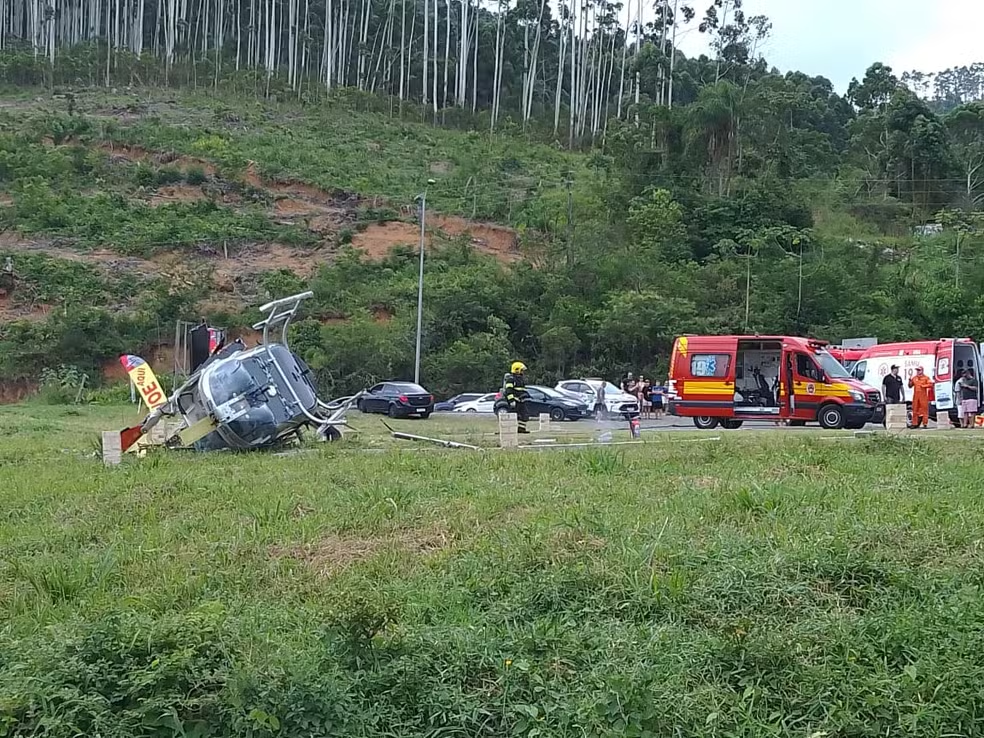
[432,412,885,432]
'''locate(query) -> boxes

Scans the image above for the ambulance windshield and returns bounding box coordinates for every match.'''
[817,350,852,379]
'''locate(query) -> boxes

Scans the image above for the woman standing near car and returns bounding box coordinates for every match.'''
[637,376,651,420]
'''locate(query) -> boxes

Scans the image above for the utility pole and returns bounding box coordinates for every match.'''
[414,179,436,384]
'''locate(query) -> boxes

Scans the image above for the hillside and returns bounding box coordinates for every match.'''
[2,52,984,401]
[0,87,594,396]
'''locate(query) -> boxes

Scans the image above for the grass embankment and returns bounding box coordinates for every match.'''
[2,403,984,736]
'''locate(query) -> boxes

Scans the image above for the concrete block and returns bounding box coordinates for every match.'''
[885,404,907,431]
[538,413,550,433]
[102,431,122,466]
[498,413,518,448]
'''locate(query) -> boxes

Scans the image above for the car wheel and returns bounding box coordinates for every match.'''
[693,416,719,430]
[721,419,743,430]
[388,404,400,419]
[357,399,367,413]
[466,408,477,413]
[495,407,508,416]
[818,403,844,430]
[549,407,565,421]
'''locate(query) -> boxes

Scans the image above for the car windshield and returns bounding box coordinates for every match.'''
[605,382,625,395]
[391,383,427,393]
[816,351,852,379]
[534,386,568,399]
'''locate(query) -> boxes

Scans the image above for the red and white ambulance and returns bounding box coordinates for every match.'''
[666,335,885,430]
[849,338,983,425]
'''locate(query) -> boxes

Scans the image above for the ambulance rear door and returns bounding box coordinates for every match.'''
[934,339,955,410]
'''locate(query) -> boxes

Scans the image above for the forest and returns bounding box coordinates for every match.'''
[0,0,983,398]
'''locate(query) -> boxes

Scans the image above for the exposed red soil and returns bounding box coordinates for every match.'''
[372,306,393,323]
[352,216,520,262]
[0,292,53,322]
[0,379,37,403]
[433,215,520,262]
[0,142,524,339]
[351,221,421,259]
[147,183,210,205]
[211,242,336,280]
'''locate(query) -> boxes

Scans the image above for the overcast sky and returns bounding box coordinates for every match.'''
[669,0,982,93]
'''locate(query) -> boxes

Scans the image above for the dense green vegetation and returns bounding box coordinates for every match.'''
[2,404,984,737]
[0,71,983,397]
[0,0,983,398]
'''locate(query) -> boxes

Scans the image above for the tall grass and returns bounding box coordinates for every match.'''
[2,404,984,736]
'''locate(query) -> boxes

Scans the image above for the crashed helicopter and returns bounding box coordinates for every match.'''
[114,291,358,455]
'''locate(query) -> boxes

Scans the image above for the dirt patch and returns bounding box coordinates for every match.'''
[372,306,393,323]
[274,197,318,216]
[433,215,520,262]
[244,161,264,189]
[0,379,38,404]
[352,221,421,259]
[270,527,451,577]
[0,293,52,322]
[97,142,217,177]
[101,356,128,382]
[148,184,208,205]
[210,242,336,281]
[352,217,519,263]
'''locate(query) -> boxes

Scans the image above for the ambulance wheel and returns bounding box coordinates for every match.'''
[693,416,720,430]
[818,404,845,430]
[721,419,743,430]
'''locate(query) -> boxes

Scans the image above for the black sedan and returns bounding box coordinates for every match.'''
[357,382,434,418]
[494,385,591,421]
[434,392,483,412]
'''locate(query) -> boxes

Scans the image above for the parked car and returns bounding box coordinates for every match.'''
[434,392,484,412]
[494,385,590,421]
[452,392,498,413]
[356,381,434,418]
[555,378,639,418]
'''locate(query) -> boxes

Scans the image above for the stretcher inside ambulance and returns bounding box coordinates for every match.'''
[666,335,885,430]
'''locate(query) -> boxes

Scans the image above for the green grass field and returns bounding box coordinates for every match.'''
[2,402,984,737]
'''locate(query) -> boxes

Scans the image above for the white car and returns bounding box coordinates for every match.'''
[452,392,498,413]
[555,378,639,418]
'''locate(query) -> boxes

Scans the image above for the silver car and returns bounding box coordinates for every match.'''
[555,378,639,419]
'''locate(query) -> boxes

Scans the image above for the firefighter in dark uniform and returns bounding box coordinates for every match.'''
[503,361,531,434]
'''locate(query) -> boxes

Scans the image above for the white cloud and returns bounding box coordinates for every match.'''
[887,0,984,75]
[666,0,981,92]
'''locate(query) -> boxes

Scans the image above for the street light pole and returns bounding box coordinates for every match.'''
[413,180,435,384]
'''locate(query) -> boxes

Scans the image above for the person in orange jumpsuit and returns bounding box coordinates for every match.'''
[908,366,933,429]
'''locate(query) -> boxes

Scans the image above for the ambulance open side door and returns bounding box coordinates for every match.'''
[934,339,956,411]
[783,347,795,418]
